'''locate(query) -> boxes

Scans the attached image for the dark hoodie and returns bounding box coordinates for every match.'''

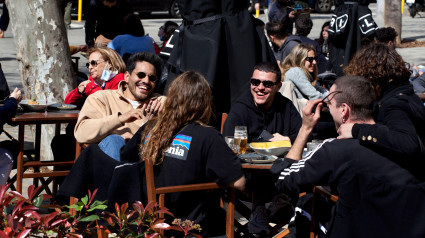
[274,34,302,62]
[223,90,302,143]
[352,83,425,181]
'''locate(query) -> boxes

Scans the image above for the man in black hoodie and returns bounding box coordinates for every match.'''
[223,61,301,144]
[266,20,302,62]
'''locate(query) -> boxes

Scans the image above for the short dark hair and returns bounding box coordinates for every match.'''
[123,14,145,37]
[333,76,374,121]
[295,15,313,36]
[253,61,281,82]
[375,27,398,44]
[127,52,163,77]
[266,20,292,39]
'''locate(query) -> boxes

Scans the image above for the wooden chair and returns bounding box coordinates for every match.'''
[221,112,228,134]
[310,186,338,238]
[144,157,236,238]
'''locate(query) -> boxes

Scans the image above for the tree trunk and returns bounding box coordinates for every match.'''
[384,0,402,44]
[7,0,75,160]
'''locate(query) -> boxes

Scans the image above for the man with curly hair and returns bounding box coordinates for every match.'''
[375,27,397,48]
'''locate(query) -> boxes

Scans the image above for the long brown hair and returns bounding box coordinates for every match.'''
[139,71,212,164]
[281,44,318,85]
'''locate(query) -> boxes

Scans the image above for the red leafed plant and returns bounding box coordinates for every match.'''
[0,183,203,237]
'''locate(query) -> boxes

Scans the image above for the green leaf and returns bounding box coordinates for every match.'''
[81,195,88,205]
[87,205,108,212]
[33,195,43,207]
[79,215,100,222]
[64,204,83,211]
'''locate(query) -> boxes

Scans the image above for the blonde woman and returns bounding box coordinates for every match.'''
[281,43,328,100]
[65,47,126,107]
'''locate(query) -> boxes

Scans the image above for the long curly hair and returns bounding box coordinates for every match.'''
[344,43,411,89]
[281,44,318,85]
[139,71,212,164]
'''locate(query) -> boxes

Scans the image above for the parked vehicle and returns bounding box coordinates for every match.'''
[71,0,180,18]
[248,0,334,14]
[406,0,425,17]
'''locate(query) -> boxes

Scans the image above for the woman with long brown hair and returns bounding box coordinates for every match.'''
[120,70,245,237]
[341,42,425,181]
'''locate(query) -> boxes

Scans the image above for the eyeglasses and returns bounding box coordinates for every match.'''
[320,90,342,108]
[250,78,278,88]
[86,60,104,68]
[136,72,158,82]
[305,56,318,64]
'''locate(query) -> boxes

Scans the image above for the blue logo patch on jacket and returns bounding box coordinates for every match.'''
[165,134,192,160]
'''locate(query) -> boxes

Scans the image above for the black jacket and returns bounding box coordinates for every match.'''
[352,84,425,181]
[275,35,302,62]
[271,138,425,238]
[84,0,132,46]
[223,90,302,143]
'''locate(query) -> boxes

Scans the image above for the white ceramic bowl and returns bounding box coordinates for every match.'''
[249,144,291,157]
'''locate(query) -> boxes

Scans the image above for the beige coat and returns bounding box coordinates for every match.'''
[74,81,162,144]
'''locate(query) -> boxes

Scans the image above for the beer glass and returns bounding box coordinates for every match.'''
[225,136,239,154]
[234,126,248,154]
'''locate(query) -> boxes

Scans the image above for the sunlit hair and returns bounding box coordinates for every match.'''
[139,71,212,164]
[281,43,318,85]
[344,43,411,88]
[254,61,281,82]
[333,76,374,121]
[88,47,126,73]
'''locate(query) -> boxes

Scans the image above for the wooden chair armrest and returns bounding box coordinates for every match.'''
[155,182,222,194]
[313,186,339,203]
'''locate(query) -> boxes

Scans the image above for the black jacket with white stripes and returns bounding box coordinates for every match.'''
[271,138,425,238]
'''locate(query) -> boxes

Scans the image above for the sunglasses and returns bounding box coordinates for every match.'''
[86,60,104,68]
[320,90,342,108]
[136,72,158,82]
[305,56,318,64]
[250,78,278,88]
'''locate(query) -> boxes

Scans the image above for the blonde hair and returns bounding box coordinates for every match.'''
[281,43,318,85]
[88,47,126,73]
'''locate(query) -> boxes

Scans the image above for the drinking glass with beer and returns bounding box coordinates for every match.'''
[234,126,248,154]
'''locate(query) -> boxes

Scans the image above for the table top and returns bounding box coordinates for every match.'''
[241,163,272,170]
[11,110,79,123]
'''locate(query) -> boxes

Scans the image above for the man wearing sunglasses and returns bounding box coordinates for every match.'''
[223,61,301,143]
[75,52,165,161]
[271,76,424,237]
[223,61,302,235]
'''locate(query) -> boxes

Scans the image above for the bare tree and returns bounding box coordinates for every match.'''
[7,0,76,160]
[384,0,402,44]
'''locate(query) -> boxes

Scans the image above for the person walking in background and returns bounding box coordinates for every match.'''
[60,0,72,29]
[0,1,9,38]
[107,14,155,62]
[85,0,132,47]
